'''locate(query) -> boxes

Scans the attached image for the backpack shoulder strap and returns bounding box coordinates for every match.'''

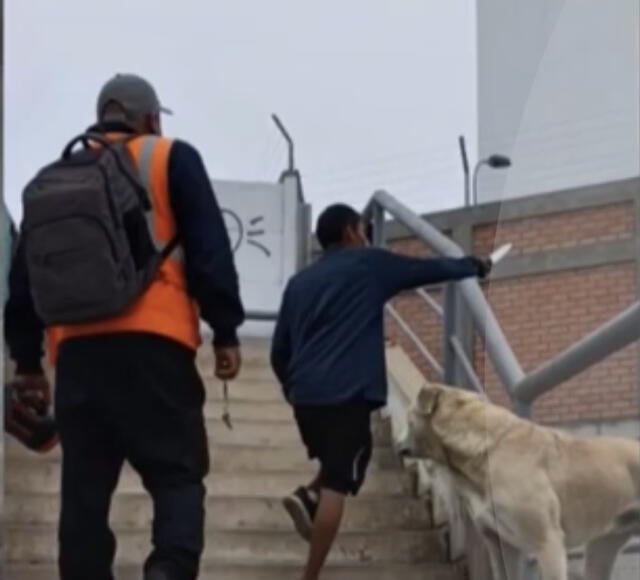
[61,132,115,159]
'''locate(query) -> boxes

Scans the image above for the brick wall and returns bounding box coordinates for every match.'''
[386,196,639,424]
[473,202,635,257]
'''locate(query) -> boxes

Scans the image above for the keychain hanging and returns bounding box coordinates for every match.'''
[222,380,233,430]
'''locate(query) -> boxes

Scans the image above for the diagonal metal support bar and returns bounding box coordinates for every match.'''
[386,304,444,378]
[516,300,640,404]
[415,288,444,318]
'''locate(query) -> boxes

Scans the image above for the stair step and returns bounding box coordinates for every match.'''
[196,340,272,366]
[6,527,448,566]
[6,418,391,456]
[202,398,389,423]
[7,562,466,580]
[6,340,456,578]
[205,379,289,402]
[5,493,432,531]
[5,417,390,452]
[6,440,401,471]
[6,464,415,496]
[201,361,277,382]
[204,400,294,421]
[212,444,402,472]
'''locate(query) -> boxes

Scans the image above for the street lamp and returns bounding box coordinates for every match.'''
[472,154,512,205]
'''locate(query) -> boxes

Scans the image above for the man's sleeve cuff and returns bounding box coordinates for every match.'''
[212,328,240,348]
[15,358,44,375]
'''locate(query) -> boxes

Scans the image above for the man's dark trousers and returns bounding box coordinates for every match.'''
[54,333,209,580]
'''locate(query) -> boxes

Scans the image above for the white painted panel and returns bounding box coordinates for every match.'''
[212,178,300,318]
[213,179,285,315]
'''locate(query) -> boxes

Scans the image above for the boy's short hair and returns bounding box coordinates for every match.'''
[316,204,362,249]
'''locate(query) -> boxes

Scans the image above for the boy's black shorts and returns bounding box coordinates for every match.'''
[294,400,373,496]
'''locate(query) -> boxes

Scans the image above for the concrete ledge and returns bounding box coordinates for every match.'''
[384,177,640,240]
[490,239,636,281]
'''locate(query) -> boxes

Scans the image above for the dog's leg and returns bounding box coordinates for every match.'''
[534,531,567,580]
[583,532,630,580]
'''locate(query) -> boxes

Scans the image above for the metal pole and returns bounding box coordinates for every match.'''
[459,136,470,207]
[472,159,487,206]
[372,202,386,248]
[271,113,295,173]
[245,310,279,321]
[450,336,485,395]
[443,284,459,385]
[515,300,640,405]
[459,278,525,392]
[366,190,464,257]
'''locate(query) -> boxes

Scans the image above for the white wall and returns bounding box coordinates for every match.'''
[476,0,640,202]
[212,175,304,336]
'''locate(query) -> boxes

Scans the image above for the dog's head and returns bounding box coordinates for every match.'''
[400,385,448,464]
[399,384,488,465]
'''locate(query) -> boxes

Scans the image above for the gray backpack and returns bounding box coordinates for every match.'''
[22,132,177,326]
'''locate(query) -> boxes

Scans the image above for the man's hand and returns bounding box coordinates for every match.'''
[214,346,242,381]
[13,373,51,414]
[469,256,493,279]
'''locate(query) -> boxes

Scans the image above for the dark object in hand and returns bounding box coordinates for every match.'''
[470,256,493,279]
[4,381,59,453]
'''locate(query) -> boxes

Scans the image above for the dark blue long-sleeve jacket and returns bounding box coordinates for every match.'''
[270,247,480,407]
[4,122,244,373]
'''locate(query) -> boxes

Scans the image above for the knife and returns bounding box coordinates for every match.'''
[489,243,513,266]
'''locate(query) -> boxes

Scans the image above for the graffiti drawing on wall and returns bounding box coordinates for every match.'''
[222,209,272,258]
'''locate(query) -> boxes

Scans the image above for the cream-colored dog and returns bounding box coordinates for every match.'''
[401,384,640,580]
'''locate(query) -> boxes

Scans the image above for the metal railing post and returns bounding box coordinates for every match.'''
[372,202,386,248]
[443,283,461,386]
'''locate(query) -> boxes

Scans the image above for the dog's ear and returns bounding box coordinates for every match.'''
[416,386,439,415]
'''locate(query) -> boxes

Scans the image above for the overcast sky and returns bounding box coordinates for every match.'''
[5,0,477,221]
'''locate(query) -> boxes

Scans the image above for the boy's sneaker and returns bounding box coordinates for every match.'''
[282,486,319,541]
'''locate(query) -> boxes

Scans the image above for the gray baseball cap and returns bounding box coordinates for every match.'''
[97,73,173,122]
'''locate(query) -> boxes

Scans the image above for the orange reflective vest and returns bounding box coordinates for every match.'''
[47,135,201,363]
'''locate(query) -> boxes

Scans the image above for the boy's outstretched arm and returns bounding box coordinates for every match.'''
[366,248,490,299]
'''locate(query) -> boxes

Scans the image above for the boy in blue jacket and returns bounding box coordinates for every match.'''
[271,203,491,580]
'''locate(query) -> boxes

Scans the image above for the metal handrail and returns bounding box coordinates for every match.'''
[245,310,278,321]
[366,190,524,393]
[364,189,640,416]
[368,189,640,580]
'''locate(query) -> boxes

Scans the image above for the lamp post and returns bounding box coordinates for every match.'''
[472,154,512,205]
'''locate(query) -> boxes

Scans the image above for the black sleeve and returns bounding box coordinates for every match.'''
[270,284,292,390]
[168,140,245,347]
[4,234,45,374]
[364,248,481,300]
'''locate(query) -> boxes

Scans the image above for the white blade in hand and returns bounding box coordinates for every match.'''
[489,243,513,265]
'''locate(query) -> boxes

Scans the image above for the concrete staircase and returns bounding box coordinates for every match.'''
[4,340,465,579]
